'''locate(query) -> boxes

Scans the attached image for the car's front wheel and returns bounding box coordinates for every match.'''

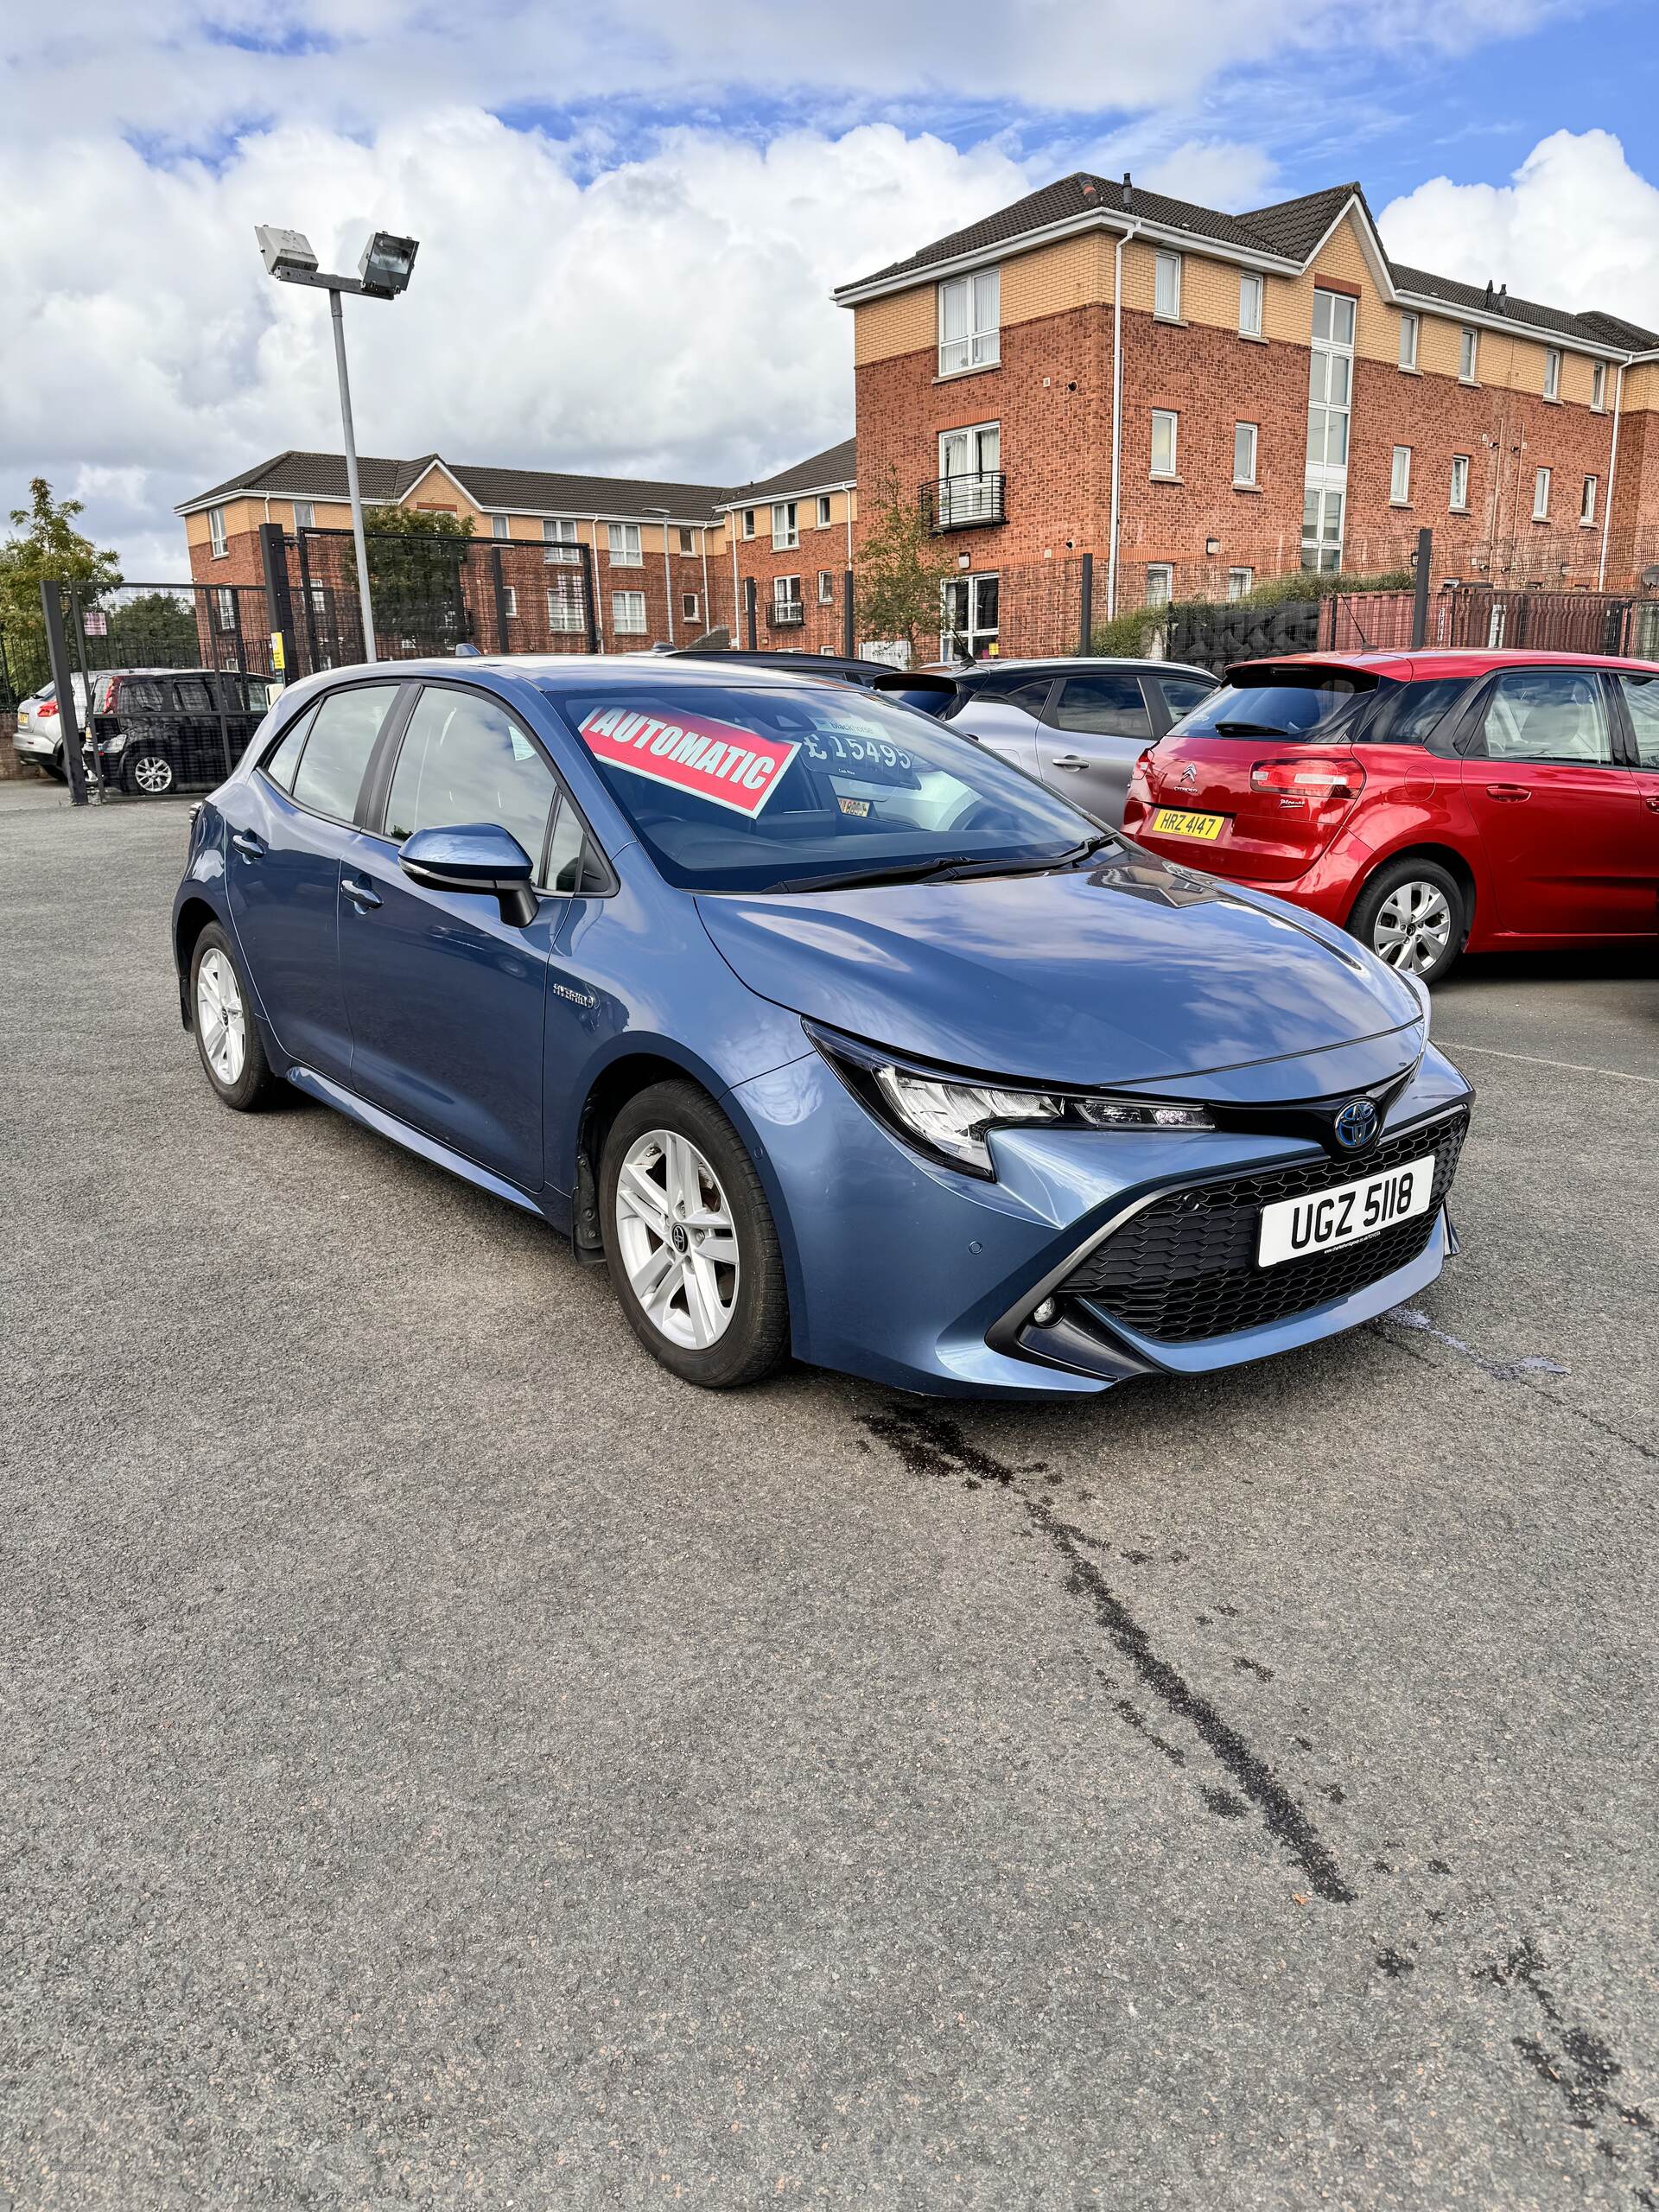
[600,1079,789,1389]
[189,924,276,1110]
[1350,858,1465,985]
[125,749,176,797]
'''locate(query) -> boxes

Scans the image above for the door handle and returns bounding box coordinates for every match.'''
[1485,783,1532,802]
[231,830,265,855]
[341,876,382,909]
[1050,753,1090,770]
[1645,794,1659,813]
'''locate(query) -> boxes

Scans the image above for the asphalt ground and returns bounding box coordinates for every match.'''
[2,779,1656,2211]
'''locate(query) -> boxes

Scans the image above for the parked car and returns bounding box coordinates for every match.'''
[669,645,958,712]
[1123,648,1659,983]
[918,658,1220,823]
[174,656,1471,1398]
[84,668,278,796]
[11,675,92,778]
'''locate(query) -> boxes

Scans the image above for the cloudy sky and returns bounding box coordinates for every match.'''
[5,0,1659,573]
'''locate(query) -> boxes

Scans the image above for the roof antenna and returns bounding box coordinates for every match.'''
[1122,170,1134,212]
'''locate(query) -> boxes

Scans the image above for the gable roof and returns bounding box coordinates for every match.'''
[836,169,1658,358]
[719,437,857,507]
[177,448,731,520]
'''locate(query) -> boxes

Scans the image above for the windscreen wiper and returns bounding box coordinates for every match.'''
[933,832,1120,881]
[774,853,976,893]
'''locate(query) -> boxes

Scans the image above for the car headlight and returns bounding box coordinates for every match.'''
[809,1024,1214,1178]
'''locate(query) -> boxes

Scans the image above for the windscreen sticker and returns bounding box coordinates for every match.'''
[577,707,801,818]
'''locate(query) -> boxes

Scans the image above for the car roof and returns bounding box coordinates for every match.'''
[955,656,1216,681]
[273,653,868,712]
[1235,645,1659,681]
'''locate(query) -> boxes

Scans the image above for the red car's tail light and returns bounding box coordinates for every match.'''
[1249,755,1363,799]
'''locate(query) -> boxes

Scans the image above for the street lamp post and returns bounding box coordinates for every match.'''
[255,225,420,664]
[645,505,675,647]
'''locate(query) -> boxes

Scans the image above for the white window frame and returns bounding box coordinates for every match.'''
[1592,361,1607,411]
[543,518,580,564]
[207,505,227,558]
[771,500,798,551]
[677,526,695,556]
[502,585,518,620]
[491,514,510,540]
[816,494,833,528]
[1146,564,1173,608]
[741,508,756,540]
[1532,466,1552,521]
[1449,454,1471,512]
[291,499,316,531]
[937,268,1000,375]
[547,578,583,632]
[1390,445,1412,505]
[1459,327,1479,383]
[1580,474,1598,525]
[1227,567,1254,602]
[1238,272,1263,340]
[1398,312,1419,371]
[1150,409,1179,480]
[1154,251,1183,322]
[612,589,647,635]
[607,523,642,566]
[682,591,699,621]
[1544,347,1561,400]
[1233,422,1258,487]
[214,586,236,632]
[817,569,835,604]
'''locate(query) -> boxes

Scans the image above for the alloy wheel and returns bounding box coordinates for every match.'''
[613,1128,741,1350]
[133,755,175,795]
[1371,880,1452,976]
[196,949,247,1085]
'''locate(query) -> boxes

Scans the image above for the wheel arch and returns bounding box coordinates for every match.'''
[1344,842,1477,938]
[173,896,221,1029]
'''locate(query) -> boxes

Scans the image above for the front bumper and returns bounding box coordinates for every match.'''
[726,1039,1472,1400]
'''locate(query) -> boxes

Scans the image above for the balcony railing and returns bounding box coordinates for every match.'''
[921,471,1007,532]
[766,599,804,628]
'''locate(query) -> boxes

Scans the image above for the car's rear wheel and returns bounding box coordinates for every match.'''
[126,750,175,797]
[601,1079,788,1389]
[1350,858,1465,985]
[190,924,276,1110]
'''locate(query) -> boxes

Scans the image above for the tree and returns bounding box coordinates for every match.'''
[340,504,477,651]
[853,465,956,664]
[0,479,122,703]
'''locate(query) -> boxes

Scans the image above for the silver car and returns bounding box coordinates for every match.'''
[12,676,92,778]
[936,657,1217,824]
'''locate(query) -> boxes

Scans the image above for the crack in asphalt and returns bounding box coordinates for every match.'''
[1373,1317,1658,1468]
[859,1402,1357,1904]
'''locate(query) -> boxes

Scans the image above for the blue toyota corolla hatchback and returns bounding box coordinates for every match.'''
[173,657,1471,1396]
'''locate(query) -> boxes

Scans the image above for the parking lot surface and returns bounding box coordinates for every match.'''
[3,784,1656,2210]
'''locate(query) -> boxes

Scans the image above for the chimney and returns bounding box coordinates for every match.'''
[1497,283,1508,312]
[1483,279,1495,309]
[1122,170,1134,212]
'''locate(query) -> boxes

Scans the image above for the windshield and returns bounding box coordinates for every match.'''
[542,681,1095,893]
[1173,670,1376,741]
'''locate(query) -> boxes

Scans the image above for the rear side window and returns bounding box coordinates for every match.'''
[121,680,167,714]
[176,678,213,713]
[291,683,402,819]
[385,685,556,866]
[1617,673,1659,766]
[1049,674,1153,737]
[1159,676,1216,722]
[1370,677,1468,747]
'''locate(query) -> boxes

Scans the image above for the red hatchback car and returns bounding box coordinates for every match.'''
[1122,648,1659,982]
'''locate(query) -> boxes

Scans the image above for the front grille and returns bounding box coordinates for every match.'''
[1058,1109,1469,1344]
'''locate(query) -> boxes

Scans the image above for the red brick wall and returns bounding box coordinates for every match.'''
[728,522,851,652]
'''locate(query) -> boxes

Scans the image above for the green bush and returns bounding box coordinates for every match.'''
[1090,607,1164,656]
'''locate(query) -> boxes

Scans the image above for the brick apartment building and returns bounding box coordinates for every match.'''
[835,172,1659,655]
[714,438,859,652]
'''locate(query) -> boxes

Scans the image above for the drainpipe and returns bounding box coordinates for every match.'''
[1599,362,1625,593]
[589,517,604,648]
[700,528,711,633]
[1106,220,1141,620]
[728,514,741,642]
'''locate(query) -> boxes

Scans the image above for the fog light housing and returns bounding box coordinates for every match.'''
[1032,1296,1059,1325]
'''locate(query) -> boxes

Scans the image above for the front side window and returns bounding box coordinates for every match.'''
[1390,446,1412,504]
[1581,474,1598,524]
[1050,674,1152,738]
[1459,327,1479,381]
[1544,347,1561,399]
[1533,467,1552,520]
[938,268,1000,373]
[607,523,642,565]
[385,685,556,867]
[1618,673,1659,766]
[613,590,647,635]
[1233,422,1258,486]
[1475,669,1611,765]
[1239,273,1263,338]
[289,683,402,820]
[545,680,1090,895]
[1146,564,1173,607]
[1450,454,1471,512]
[207,506,227,557]
[772,501,798,550]
[1399,312,1419,370]
[1154,251,1182,321]
[1150,410,1179,479]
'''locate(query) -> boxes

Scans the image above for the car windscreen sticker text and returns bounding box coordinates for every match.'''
[577,707,801,818]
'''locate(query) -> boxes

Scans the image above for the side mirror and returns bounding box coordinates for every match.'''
[400,823,537,926]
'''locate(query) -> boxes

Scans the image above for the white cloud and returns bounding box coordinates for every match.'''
[1378,129,1659,327]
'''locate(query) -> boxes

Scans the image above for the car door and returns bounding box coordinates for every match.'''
[1037,671,1157,824]
[1609,671,1659,934]
[223,678,407,1081]
[336,681,563,1192]
[1458,666,1655,936]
